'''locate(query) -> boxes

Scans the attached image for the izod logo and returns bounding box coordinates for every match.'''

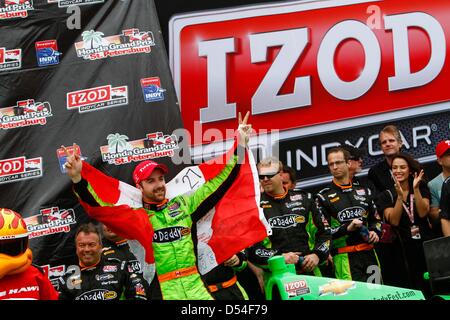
[0,157,24,175]
[68,85,111,107]
[171,0,450,146]
[0,156,43,184]
[67,85,128,113]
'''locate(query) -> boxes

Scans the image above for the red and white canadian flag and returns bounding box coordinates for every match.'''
[166,141,271,274]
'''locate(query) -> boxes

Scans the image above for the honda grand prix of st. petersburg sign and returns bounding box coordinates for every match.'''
[170,0,450,187]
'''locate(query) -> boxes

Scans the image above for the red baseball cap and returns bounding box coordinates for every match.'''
[133,160,168,185]
[436,140,450,158]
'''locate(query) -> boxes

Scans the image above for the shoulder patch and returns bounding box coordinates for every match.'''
[103,250,115,256]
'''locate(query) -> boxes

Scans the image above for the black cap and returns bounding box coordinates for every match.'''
[341,144,364,160]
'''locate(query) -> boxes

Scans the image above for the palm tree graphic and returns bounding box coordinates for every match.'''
[107,133,130,153]
[81,30,105,49]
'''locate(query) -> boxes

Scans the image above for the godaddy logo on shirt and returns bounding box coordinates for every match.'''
[153,226,190,243]
[337,207,365,222]
[268,214,304,229]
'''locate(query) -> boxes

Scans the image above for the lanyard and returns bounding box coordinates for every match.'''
[401,193,414,224]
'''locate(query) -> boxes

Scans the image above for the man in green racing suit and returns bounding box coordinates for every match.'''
[62,113,255,300]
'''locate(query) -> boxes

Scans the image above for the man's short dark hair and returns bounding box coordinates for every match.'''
[281,164,297,183]
[75,223,102,245]
[340,144,364,160]
[327,147,351,162]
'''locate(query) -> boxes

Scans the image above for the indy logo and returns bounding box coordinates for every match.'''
[141,77,166,103]
[24,207,76,239]
[35,40,61,67]
[74,28,155,61]
[67,85,128,113]
[100,131,179,165]
[0,47,21,72]
[40,264,66,289]
[47,0,104,8]
[0,156,43,184]
[0,0,34,20]
[56,145,87,173]
[0,99,52,130]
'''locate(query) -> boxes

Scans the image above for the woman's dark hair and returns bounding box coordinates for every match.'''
[391,152,428,184]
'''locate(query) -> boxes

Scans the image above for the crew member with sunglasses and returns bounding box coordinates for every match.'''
[0,208,59,300]
[247,157,331,277]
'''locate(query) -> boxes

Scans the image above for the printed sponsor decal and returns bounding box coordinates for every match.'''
[47,0,104,8]
[168,202,182,217]
[135,283,146,296]
[103,249,115,256]
[268,214,304,229]
[168,203,180,211]
[0,156,42,184]
[285,201,302,209]
[76,289,117,301]
[317,240,330,253]
[152,226,190,243]
[0,0,34,20]
[0,47,21,71]
[337,207,366,222]
[95,274,114,281]
[290,194,302,201]
[103,265,118,273]
[255,248,275,258]
[168,210,182,218]
[24,207,76,239]
[35,40,61,67]
[127,260,142,274]
[56,145,87,173]
[100,131,179,165]
[74,28,155,61]
[284,279,310,298]
[141,77,166,103]
[0,99,52,130]
[319,280,355,296]
[67,85,128,113]
[355,189,366,196]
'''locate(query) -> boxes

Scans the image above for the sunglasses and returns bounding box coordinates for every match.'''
[0,237,28,257]
[259,172,279,180]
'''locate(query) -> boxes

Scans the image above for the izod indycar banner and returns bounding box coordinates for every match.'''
[170,0,450,186]
[0,0,183,276]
